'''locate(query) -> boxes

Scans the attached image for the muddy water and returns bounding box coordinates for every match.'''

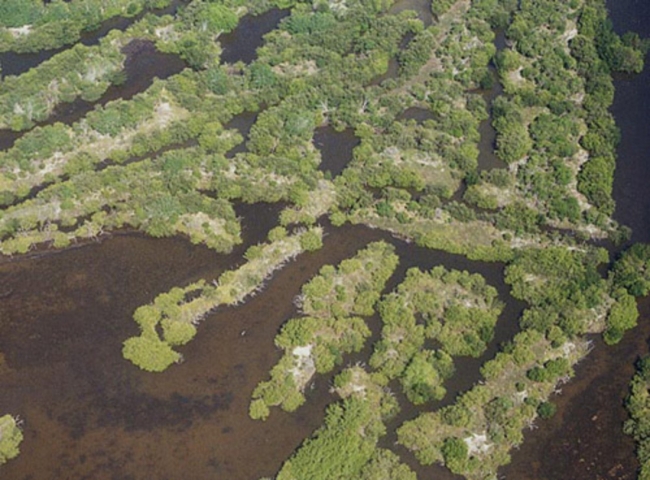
[313,126,359,177]
[219,9,290,65]
[0,212,527,480]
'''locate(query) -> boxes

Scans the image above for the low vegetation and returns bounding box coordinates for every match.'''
[273,366,415,480]
[0,415,22,465]
[123,227,323,372]
[250,241,398,418]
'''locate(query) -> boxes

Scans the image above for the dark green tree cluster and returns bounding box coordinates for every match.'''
[275,366,415,480]
[371,266,502,404]
[625,356,650,480]
[613,244,650,297]
[505,246,609,337]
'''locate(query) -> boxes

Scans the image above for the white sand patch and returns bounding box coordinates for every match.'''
[290,344,316,390]
[464,433,492,456]
[7,25,32,37]
[561,341,576,357]
[293,345,312,358]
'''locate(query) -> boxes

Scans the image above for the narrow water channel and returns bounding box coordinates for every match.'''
[476,30,507,172]
[0,40,187,154]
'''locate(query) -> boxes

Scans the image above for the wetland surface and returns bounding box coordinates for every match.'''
[0,0,649,479]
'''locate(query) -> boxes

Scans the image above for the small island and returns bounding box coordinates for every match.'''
[0,415,22,466]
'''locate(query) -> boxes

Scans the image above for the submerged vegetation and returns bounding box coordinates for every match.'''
[0,0,647,477]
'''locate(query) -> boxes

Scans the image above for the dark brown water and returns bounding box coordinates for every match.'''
[224,111,259,158]
[0,232,331,480]
[398,106,435,123]
[0,47,67,80]
[0,176,524,480]
[609,0,650,244]
[219,9,290,65]
[314,126,359,177]
[0,219,523,480]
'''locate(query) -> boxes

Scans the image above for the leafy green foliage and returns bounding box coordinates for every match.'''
[251,242,399,417]
[0,0,171,53]
[505,247,609,337]
[277,397,380,480]
[0,415,23,465]
[613,244,650,296]
[276,367,408,480]
[401,350,452,404]
[625,356,650,480]
[537,401,556,419]
[299,229,323,251]
[441,437,469,474]
[122,335,181,372]
[359,449,417,480]
[603,288,638,345]
[371,266,502,389]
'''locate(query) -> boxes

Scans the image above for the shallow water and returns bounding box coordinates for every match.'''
[219,9,290,65]
[0,215,527,480]
[313,126,359,177]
